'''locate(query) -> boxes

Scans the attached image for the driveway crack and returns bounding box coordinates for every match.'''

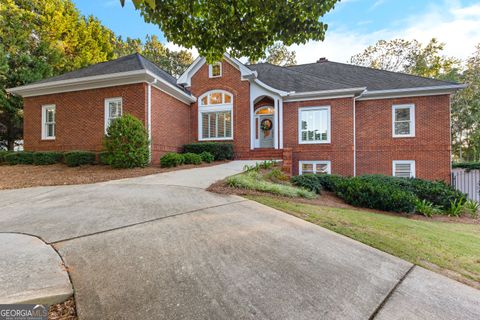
[50,199,247,245]
[369,265,415,320]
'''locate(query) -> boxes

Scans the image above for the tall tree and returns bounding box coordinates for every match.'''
[123,0,339,63]
[265,43,297,66]
[350,38,460,78]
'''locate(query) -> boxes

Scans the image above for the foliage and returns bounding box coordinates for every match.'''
[291,174,344,193]
[250,43,297,66]
[4,151,34,165]
[350,38,460,79]
[98,151,111,165]
[464,200,479,219]
[452,162,480,170]
[265,168,290,182]
[182,152,202,165]
[199,151,214,163]
[126,0,339,63]
[160,152,184,168]
[250,195,480,283]
[32,151,63,165]
[446,198,466,217]
[183,143,234,160]
[415,199,441,218]
[243,160,276,172]
[226,171,315,199]
[0,150,13,163]
[103,115,149,168]
[64,151,96,167]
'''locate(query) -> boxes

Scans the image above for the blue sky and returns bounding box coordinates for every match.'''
[73,0,480,64]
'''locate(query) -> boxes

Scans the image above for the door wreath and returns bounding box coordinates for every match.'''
[260,118,273,131]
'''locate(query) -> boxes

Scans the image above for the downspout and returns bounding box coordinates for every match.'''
[353,97,357,177]
[147,82,153,162]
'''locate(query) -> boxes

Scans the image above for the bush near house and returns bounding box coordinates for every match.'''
[452,162,480,171]
[183,153,202,165]
[64,151,96,167]
[0,151,14,163]
[292,174,466,215]
[98,151,111,165]
[32,152,63,165]
[160,152,185,168]
[103,114,149,168]
[183,142,234,160]
[4,151,34,165]
[199,151,214,163]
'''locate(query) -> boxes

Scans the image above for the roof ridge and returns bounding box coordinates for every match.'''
[135,53,147,70]
[288,61,458,86]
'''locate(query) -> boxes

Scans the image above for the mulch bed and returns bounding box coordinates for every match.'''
[49,297,77,320]
[0,161,226,190]
[208,179,480,224]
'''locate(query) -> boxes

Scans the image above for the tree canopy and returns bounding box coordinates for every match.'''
[124,0,339,63]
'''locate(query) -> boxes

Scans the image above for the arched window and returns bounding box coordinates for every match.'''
[198,90,233,140]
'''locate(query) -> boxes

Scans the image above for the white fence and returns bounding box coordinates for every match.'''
[452,168,480,202]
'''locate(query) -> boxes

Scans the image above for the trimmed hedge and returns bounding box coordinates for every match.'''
[64,151,96,167]
[452,162,480,171]
[291,174,465,214]
[98,151,111,165]
[200,151,214,163]
[0,151,13,163]
[32,152,63,165]
[183,153,202,165]
[183,143,234,160]
[160,152,184,168]
[4,152,34,165]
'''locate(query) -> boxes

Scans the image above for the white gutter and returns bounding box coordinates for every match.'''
[357,84,466,100]
[284,87,366,101]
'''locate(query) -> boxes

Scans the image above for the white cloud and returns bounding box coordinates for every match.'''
[291,1,480,64]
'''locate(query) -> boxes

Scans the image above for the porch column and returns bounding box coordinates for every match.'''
[279,98,283,149]
[250,99,255,150]
[274,98,279,149]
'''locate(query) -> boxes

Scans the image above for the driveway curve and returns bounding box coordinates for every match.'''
[0,161,479,319]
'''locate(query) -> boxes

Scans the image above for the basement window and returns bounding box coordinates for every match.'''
[299,161,331,175]
[393,160,416,178]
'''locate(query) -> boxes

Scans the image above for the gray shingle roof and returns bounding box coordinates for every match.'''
[248,60,459,92]
[36,53,184,91]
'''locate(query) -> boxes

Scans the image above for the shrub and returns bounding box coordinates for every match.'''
[183,142,234,160]
[334,176,418,213]
[446,197,466,217]
[32,152,63,165]
[226,171,316,199]
[64,151,96,167]
[183,152,202,165]
[160,152,184,168]
[265,168,290,182]
[0,151,14,163]
[200,151,214,163]
[103,114,149,168]
[243,160,277,172]
[98,151,111,165]
[4,152,34,165]
[291,174,345,193]
[415,199,441,218]
[452,162,480,171]
[464,200,479,218]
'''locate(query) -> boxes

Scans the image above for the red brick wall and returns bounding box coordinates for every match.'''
[23,83,147,152]
[188,59,251,156]
[150,86,191,164]
[283,98,355,176]
[356,95,451,182]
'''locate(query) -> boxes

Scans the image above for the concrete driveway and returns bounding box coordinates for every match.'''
[0,161,479,319]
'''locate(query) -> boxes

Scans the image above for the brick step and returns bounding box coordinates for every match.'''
[236,149,284,160]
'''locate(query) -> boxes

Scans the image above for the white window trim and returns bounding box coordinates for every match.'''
[198,90,233,141]
[41,104,56,140]
[208,62,222,78]
[392,104,415,138]
[392,160,416,178]
[298,106,331,144]
[104,97,123,133]
[299,161,332,175]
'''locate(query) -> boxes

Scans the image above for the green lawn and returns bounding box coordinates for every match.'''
[248,195,480,284]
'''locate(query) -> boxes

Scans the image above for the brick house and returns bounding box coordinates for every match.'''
[7,53,464,180]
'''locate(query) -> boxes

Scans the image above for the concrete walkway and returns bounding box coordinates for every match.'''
[0,161,479,319]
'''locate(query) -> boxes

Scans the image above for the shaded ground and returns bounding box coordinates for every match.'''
[248,195,480,289]
[49,297,77,320]
[0,161,225,190]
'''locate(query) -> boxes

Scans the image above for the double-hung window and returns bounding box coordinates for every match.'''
[392,104,415,137]
[104,98,122,133]
[198,91,233,140]
[299,106,331,144]
[299,161,331,175]
[393,160,415,178]
[41,104,56,140]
